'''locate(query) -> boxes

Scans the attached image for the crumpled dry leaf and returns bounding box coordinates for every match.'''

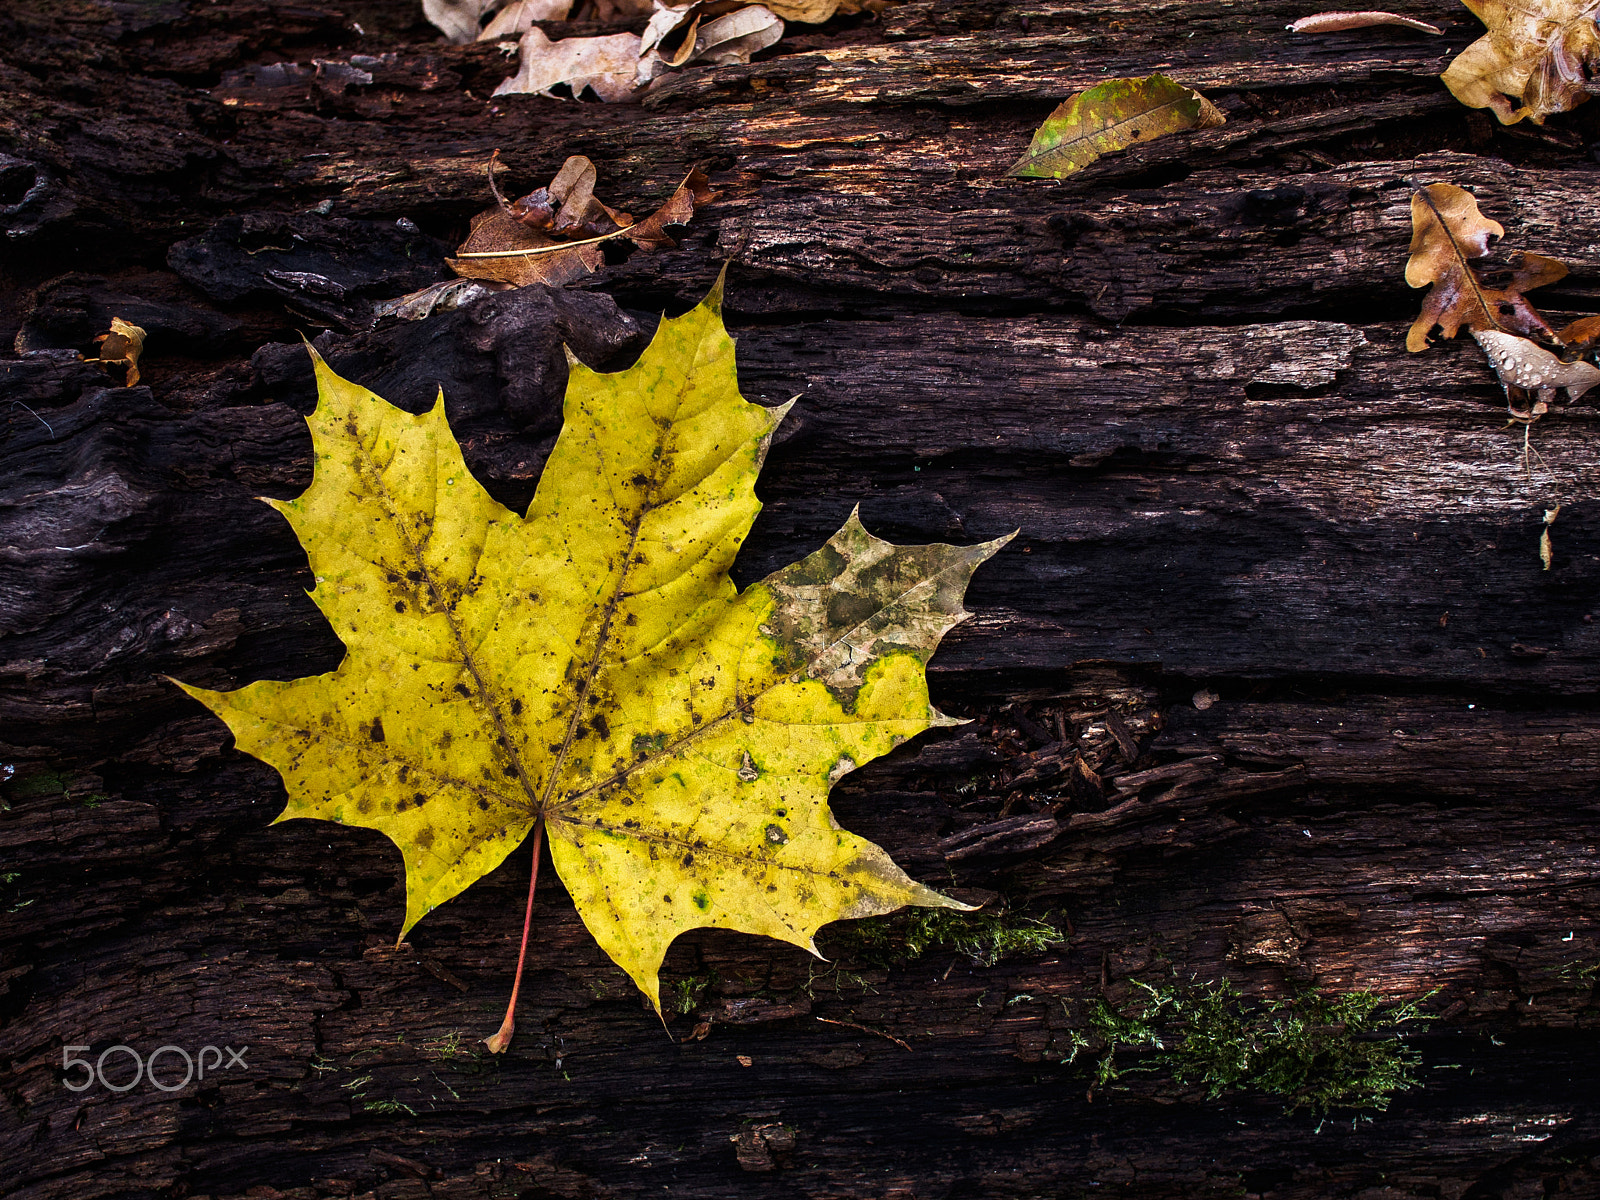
[1404,183,1564,352]
[424,0,510,43]
[493,27,644,101]
[1007,73,1226,179]
[86,317,146,387]
[638,3,784,84]
[1441,0,1600,124]
[1475,329,1600,420]
[479,0,574,39]
[445,156,717,289]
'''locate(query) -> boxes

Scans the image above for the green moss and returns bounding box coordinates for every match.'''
[823,907,1066,969]
[1064,977,1434,1115]
[668,973,714,1015]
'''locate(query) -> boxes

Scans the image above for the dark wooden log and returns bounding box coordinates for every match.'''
[3,0,1599,1197]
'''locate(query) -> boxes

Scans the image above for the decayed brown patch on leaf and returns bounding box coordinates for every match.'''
[445,153,717,288]
[1441,0,1600,125]
[1404,182,1564,352]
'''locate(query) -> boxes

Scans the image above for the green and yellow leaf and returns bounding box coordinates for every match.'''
[174,279,1007,1013]
[1008,73,1226,179]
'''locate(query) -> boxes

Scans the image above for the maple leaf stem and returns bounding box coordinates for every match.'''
[483,818,545,1055]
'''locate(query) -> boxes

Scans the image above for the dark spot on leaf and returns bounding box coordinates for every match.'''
[827,590,878,630]
[591,712,610,740]
[765,824,788,845]
[663,894,672,903]
[477,799,489,811]
[693,891,711,910]
[415,827,435,849]
[369,718,385,743]
[682,853,694,866]
[511,697,523,716]
[454,684,472,698]
[406,570,424,582]
[394,601,406,613]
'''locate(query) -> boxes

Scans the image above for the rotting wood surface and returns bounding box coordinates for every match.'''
[1,0,1598,1197]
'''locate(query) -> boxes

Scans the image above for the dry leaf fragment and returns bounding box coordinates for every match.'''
[1287,10,1443,32]
[1442,0,1600,124]
[479,0,574,39]
[493,27,644,102]
[760,0,872,19]
[1474,329,1600,418]
[1404,183,1564,352]
[87,317,146,387]
[424,0,510,43]
[374,278,513,322]
[1007,74,1226,179]
[1555,314,1600,354]
[638,4,784,84]
[1540,504,1560,570]
[592,0,657,18]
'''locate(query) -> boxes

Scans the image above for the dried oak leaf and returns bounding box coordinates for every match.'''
[492,27,644,102]
[87,317,147,387]
[1404,182,1564,352]
[447,156,717,288]
[1008,74,1226,179]
[1441,0,1600,124]
[173,280,1004,1012]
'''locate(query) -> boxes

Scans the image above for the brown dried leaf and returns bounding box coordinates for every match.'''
[1555,313,1600,353]
[1287,10,1443,32]
[448,158,718,287]
[626,167,718,249]
[1404,182,1564,352]
[88,317,146,387]
[1441,0,1600,124]
[492,27,643,102]
[638,3,784,84]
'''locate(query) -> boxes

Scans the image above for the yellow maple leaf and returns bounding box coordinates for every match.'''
[174,278,1007,1027]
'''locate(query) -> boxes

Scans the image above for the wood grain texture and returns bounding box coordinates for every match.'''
[2,0,1599,1197]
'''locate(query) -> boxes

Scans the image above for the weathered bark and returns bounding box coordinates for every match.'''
[2,1,1598,1198]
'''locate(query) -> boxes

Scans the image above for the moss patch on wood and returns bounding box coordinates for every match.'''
[822,907,1067,968]
[1062,977,1434,1115]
